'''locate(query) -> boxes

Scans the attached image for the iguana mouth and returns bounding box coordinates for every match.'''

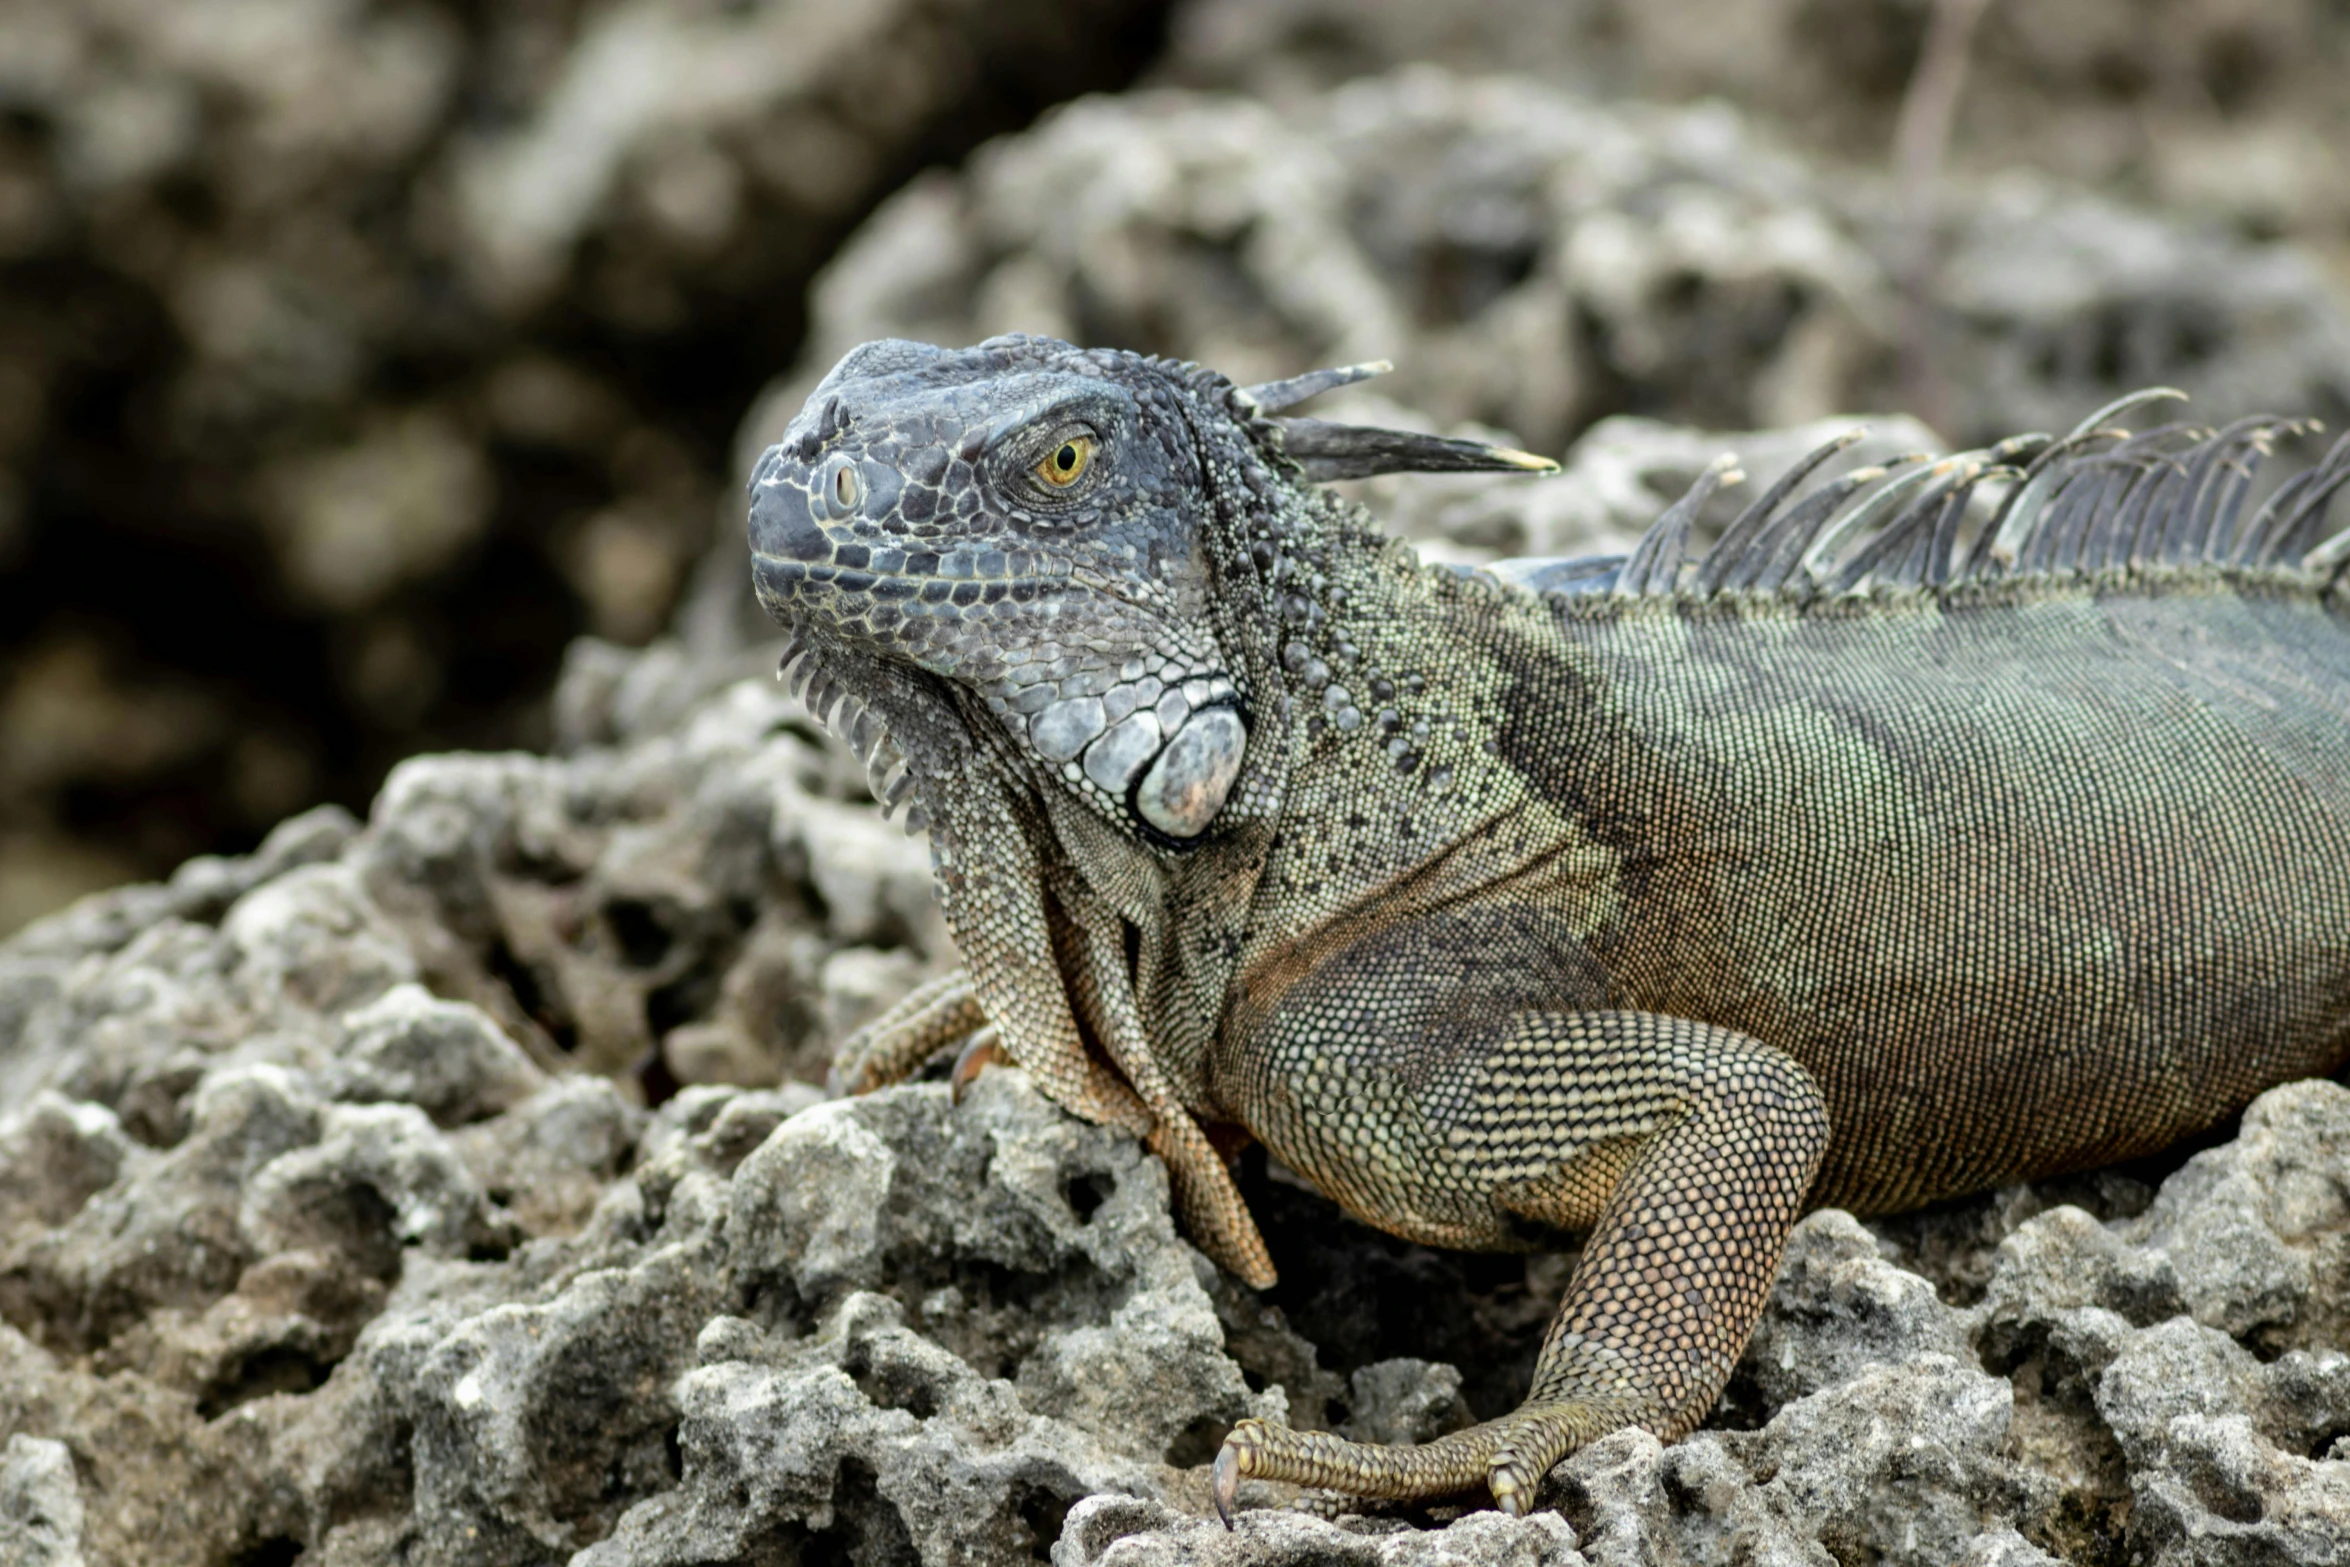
[752,551,1064,604]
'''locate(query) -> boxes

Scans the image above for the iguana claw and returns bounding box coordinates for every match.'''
[948,1026,1007,1104]
[1211,1445,1239,1529]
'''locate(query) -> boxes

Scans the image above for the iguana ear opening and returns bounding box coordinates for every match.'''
[1274,417,1560,482]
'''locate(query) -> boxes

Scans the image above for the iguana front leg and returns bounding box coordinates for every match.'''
[829,969,986,1094]
[829,970,1004,1100]
[1213,1008,1827,1516]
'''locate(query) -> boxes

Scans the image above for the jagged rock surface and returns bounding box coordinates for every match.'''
[745,69,2350,452]
[5,613,2350,1565]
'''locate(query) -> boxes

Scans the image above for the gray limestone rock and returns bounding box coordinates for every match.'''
[0,1433,85,1567]
[1052,1494,1587,1567]
[1158,0,2350,254]
[2124,1080,2350,1355]
[1730,1207,1976,1420]
[333,984,551,1128]
[736,67,2350,499]
[6,566,2350,1564]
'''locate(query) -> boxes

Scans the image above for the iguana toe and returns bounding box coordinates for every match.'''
[1208,1400,1637,1518]
[1209,1414,1493,1515]
[828,971,985,1095]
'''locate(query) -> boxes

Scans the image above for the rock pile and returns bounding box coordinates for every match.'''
[1161,0,2350,251]
[740,69,2350,466]
[4,619,2348,1565]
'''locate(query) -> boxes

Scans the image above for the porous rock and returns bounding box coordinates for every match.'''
[1052,1494,1586,1567]
[6,564,2350,1563]
[1160,0,2350,250]
[332,983,550,1128]
[0,1432,85,1567]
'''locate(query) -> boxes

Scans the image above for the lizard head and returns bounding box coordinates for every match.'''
[747,333,1556,849]
[749,334,1260,847]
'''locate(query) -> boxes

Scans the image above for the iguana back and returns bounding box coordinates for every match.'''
[1501,579,2350,1209]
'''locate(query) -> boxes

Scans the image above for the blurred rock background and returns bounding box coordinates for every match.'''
[5,0,2350,935]
[0,0,1175,934]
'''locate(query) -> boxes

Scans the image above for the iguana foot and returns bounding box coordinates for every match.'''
[829,970,986,1095]
[1210,1401,1638,1523]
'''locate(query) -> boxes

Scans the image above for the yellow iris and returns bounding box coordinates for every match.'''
[1035,435,1094,488]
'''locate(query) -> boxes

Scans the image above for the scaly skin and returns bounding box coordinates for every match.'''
[744,336,2350,1514]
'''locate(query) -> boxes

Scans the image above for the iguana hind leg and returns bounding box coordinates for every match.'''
[1215,1010,1827,1515]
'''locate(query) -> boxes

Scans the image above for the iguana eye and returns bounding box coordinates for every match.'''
[1035,435,1094,489]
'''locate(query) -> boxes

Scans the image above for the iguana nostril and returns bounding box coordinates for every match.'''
[750,480,832,563]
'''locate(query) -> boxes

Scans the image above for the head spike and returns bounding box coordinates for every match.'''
[2064,386,2189,441]
[1798,460,1944,582]
[1276,417,1557,482]
[1238,360,1394,415]
[1739,464,1898,595]
[1692,429,1868,597]
[1819,460,1983,595]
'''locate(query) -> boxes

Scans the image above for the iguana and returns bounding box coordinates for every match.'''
[743,334,2350,1517]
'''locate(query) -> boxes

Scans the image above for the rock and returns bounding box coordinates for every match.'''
[1726,1208,1975,1423]
[0,1094,136,1243]
[735,67,2350,519]
[1338,1360,1475,1449]
[2096,1319,2350,1564]
[782,795,949,953]
[332,983,549,1128]
[1159,0,2350,250]
[241,1100,501,1270]
[0,1433,85,1567]
[1554,1356,2045,1567]
[2124,1079,2350,1355]
[734,77,1895,481]
[1051,1494,1587,1566]
[1955,1530,2065,1567]
[564,1068,1282,1567]
[9,525,2350,1562]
